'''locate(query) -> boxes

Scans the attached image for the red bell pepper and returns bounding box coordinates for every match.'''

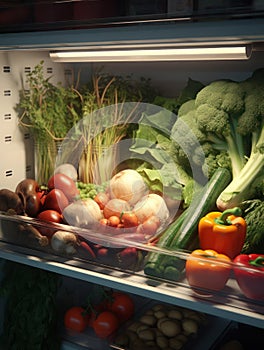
[233,254,264,301]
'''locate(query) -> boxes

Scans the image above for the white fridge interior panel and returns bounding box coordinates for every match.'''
[0,50,67,190]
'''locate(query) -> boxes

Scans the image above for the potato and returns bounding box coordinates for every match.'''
[169,337,185,350]
[145,309,154,315]
[182,318,199,335]
[157,317,170,330]
[174,333,188,345]
[140,314,157,327]
[154,310,167,319]
[156,334,169,349]
[136,324,149,335]
[138,328,156,341]
[158,319,182,337]
[152,304,166,312]
[128,321,143,332]
[167,309,183,320]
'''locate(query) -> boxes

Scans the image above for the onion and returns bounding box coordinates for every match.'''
[54,163,78,182]
[103,198,130,219]
[51,230,77,254]
[133,193,169,224]
[62,198,102,228]
[109,169,148,205]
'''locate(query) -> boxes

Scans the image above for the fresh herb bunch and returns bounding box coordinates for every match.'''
[77,74,157,184]
[17,60,82,184]
[0,261,61,350]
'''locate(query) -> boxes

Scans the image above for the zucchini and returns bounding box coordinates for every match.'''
[144,167,232,281]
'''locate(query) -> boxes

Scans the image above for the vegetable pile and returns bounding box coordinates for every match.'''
[0,166,171,271]
[0,67,263,307]
[113,302,207,350]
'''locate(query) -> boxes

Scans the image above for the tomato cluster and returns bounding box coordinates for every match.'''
[94,192,161,236]
[32,173,79,237]
[64,291,135,339]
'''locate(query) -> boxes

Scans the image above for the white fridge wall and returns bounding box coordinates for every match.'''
[0,51,67,190]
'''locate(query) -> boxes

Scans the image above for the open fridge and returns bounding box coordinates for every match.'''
[0,1,263,349]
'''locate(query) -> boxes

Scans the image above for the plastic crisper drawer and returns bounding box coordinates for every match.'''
[0,210,263,311]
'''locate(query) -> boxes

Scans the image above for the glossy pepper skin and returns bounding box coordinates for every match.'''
[233,254,264,301]
[198,207,246,259]
[186,249,231,292]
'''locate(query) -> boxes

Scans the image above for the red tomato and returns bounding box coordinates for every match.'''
[64,306,89,333]
[94,192,109,210]
[43,188,69,213]
[93,311,119,338]
[48,173,79,201]
[37,209,63,237]
[36,190,47,207]
[121,212,139,227]
[106,292,135,322]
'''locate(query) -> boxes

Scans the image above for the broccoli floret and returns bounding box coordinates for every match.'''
[195,80,246,178]
[202,152,232,179]
[171,99,231,181]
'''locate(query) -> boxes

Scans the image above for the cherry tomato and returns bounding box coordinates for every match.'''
[121,212,139,227]
[43,188,69,213]
[37,209,63,237]
[94,192,109,210]
[64,306,89,333]
[106,292,135,322]
[99,218,109,226]
[93,311,119,338]
[48,173,79,201]
[108,215,120,227]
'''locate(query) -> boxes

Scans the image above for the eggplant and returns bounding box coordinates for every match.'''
[0,189,24,214]
[15,179,41,217]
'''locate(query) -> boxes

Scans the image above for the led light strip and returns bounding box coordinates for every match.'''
[50,45,250,62]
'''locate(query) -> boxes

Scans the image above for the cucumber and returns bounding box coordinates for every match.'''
[144,167,232,280]
[144,209,189,278]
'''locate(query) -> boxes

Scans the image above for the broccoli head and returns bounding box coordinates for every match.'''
[195,79,246,178]
[216,70,264,210]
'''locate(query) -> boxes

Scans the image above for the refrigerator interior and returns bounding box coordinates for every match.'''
[0,19,264,348]
[1,50,263,191]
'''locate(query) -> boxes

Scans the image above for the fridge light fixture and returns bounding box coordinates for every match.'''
[50,45,251,62]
